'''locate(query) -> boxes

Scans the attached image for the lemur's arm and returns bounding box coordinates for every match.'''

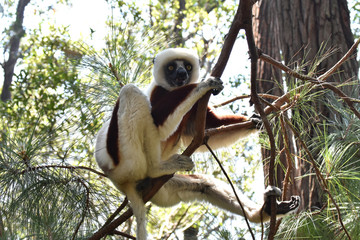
[150,79,223,141]
[180,106,261,151]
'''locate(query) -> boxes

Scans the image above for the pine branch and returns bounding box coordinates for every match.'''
[285,117,352,240]
[19,164,106,177]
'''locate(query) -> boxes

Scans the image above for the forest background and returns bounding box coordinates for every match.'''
[1,0,360,239]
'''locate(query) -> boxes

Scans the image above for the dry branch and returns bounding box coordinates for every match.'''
[243,3,278,239]
[318,38,360,81]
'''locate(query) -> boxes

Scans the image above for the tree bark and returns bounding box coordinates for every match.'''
[253,0,358,210]
[253,0,297,199]
[1,0,31,102]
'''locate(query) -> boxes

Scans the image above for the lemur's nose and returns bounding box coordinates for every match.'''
[176,67,187,79]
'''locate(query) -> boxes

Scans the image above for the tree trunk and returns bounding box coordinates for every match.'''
[1,0,30,102]
[253,0,358,210]
[253,0,298,200]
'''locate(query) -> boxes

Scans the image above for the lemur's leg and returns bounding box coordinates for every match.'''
[149,174,300,223]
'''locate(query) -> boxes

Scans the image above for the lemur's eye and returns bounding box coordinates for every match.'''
[168,65,175,71]
[186,64,192,71]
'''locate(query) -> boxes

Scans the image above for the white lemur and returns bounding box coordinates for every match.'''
[95,48,300,240]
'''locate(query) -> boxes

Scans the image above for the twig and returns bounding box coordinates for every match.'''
[212,93,278,109]
[244,4,278,240]
[102,198,129,228]
[108,63,124,87]
[111,230,136,239]
[318,38,360,81]
[212,95,250,108]
[19,164,106,177]
[317,82,360,120]
[88,208,134,240]
[274,115,294,233]
[72,178,91,240]
[163,206,191,240]
[259,51,319,83]
[204,141,255,240]
[260,38,360,120]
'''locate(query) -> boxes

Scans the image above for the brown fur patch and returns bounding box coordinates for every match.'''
[150,84,197,126]
[205,108,248,128]
[106,98,120,165]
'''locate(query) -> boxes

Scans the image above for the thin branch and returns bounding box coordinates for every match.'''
[244,5,278,240]
[163,206,191,240]
[108,63,124,87]
[318,38,360,81]
[211,93,278,109]
[258,51,319,83]
[274,115,294,233]
[317,82,360,120]
[212,95,250,108]
[102,198,129,228]
[88,208,134,240]
[279,116,293,200]
[204,141,255,240]
[19,164,106,177]
[111,230,136,239]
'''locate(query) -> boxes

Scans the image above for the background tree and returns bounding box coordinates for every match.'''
[1,0,30,101]
[254,0,360,238]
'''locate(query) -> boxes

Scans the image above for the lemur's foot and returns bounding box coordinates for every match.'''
[276,196,301,215]
[250,114,262,129]
[170,154,195,172]
[263,186,301,217]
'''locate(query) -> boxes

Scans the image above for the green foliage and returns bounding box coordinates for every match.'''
[273,80,360,239]
[351,0,360,38]
[0,23,115,239]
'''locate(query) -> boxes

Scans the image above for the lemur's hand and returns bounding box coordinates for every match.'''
[203,77,223,96]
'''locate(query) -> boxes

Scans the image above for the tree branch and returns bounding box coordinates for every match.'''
[243,2,278,239]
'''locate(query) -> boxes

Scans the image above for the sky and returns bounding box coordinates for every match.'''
[0,0,110,86]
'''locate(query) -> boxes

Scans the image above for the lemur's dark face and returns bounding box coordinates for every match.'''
[164,60,193,87]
